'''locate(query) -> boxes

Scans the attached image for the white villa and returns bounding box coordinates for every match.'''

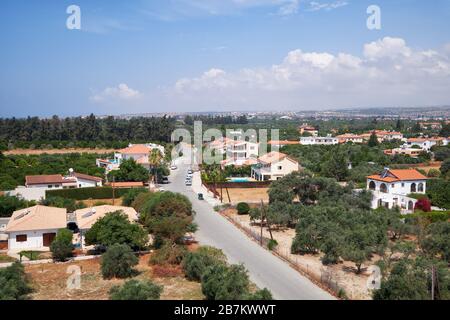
[300,135,339,145]
[367,168,428,213]
[403,137,448,152]
[5,206,67,251]
[221,140,259,167]
[97,143,165,172]
[337,134,364,144]
[251,151,300,181]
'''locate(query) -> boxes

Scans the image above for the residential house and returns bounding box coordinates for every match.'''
[0,217,9,244]
[298,124,318,137]
[419,122,443,130]
[361,130,404,142]
[384,147,423,158]
[251,151,300,181]
[25,174,78,189]
[268,140,301,148]
[336,134,364,144]
[73,205,139,249]
[300,135,339,145]
[97,143,165,172]
[5,206,67,251]
[367,168,427,213]
[404,137,448,152]
[223,140,259,167]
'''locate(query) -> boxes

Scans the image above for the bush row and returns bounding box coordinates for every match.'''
[46,187,144,200]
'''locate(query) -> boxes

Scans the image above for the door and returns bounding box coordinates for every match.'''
[43,233,56,247]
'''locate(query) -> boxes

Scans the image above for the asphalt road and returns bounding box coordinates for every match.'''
[166,152,335,300]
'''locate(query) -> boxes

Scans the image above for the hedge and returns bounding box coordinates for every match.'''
[46,187,140,200]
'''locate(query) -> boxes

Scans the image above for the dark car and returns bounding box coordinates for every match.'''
[198,193,204,200]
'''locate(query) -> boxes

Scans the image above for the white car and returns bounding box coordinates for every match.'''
[185,180,192,186]
[187,169,193,175]
[170,165,177,170]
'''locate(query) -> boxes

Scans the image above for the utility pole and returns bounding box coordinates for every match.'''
[260,200,263,246]
[112,175,115,206]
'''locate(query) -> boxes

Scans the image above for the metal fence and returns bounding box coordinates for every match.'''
[225,214,345,298]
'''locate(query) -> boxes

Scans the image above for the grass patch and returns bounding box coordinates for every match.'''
[19,251,47,261]
[0,254,17,263]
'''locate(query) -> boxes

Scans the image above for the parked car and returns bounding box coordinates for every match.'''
[198,193,204,200]
[170,165,177,170]
[187,169,193,175]
[185,180,192,186]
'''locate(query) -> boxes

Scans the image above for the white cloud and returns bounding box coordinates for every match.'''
[164,37,450,110]
[307,1,349,12]
[90,83,141,103]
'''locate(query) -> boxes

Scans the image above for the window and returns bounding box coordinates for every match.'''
[418,183,424,192]
[48,185,53,188]
[16,234,27,242]
[380,183,388,193]
[278,166,282,170]
[369,181,376,190]
[410,183,417,193]
[391,184,395,188]
[402,183,405,187]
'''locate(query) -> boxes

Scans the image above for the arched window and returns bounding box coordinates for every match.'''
[418,183,424,192]
[369,181,376,190]
[408,201,414,211]
[410,183,417,193]
[380,183,388,193]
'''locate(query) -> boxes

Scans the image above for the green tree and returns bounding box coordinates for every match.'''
[182,246,226,281]
[40,196,86,212]
[85,211,148,250]
[368,132,379,147]
[109,279,163,300]
[0,195,34,217]
[420,221,450,263]
[50,229,74,262]
[107,159,149,183]
[0,262,33,300]
[100,244,139,279]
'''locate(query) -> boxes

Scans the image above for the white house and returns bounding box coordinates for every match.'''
[361,130,404,142]
[298,124,318,137]
[367,168,428,213]
[5,206,67,251]
[300,135,338,145]
[0,217,9,242]
[73,205,139,249]
[25,174,77,189]
[251,151,300,181]
[223,140,259,167]
[403,137,447,152]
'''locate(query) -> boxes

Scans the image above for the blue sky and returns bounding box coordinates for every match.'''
[1,0,450,117]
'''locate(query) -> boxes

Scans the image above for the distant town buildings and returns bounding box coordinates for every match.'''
[361,130,404,142]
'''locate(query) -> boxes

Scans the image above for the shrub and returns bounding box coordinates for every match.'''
[182,246,226,281]
[0,262,33,300]
[109,279,163,300]
[267,239,278,251]
[247,288,273,300]
[236,202,250,215]
[202,264,255,300]
[122,188,150,207]
[149,243,186,266]
[40,196,85,212]
[100,244,139,279]
[414,198,432,213]
[50,229,74,262]
[46,187,135,201]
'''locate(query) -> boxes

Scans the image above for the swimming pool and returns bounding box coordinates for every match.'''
[228,177,251,183]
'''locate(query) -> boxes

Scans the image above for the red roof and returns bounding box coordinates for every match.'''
[367,169,427,182]
[73,172,103,182]
[119,144,152,154]
[26,175,75,185]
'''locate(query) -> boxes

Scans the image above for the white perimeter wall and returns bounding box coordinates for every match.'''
[7,229,59,251]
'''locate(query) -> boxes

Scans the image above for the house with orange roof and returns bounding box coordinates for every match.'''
[367,168,427,213]
[251,151,301,181]
[97,143,165,172]
[5,205,67,251]
[361,130,404,142]
[336,134,364,144]
[298,124,318,137]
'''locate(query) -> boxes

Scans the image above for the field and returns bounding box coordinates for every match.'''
[4,148,116,155]
[25,254,203,300]
[220,188,269,204]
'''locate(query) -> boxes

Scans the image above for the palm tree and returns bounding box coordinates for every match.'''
[149,149,163,185]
